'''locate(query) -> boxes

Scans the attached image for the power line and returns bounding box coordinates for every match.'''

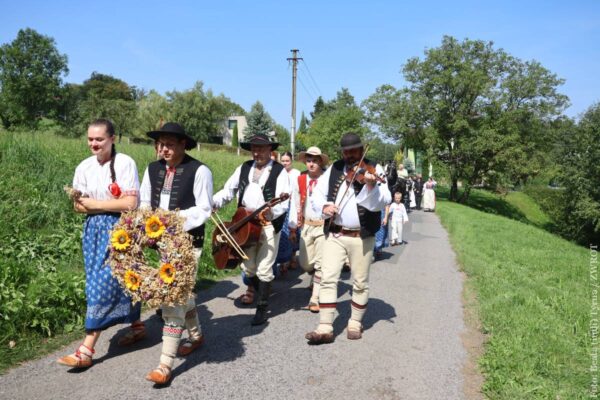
[300,59,322,97]
[297,74,316,102]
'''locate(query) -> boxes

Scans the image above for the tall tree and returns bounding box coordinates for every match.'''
[232,123,239,147]
[0,28,68,128]
[298,111,309,134]
[364,36,568,201]
[556,104,600,244]
[133,90,171,139]
[301,88,368,157]
[244,101,273,137]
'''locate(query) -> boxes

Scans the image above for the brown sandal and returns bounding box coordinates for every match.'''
[178,335,205,356]
[239,287,255,305]
[118,321,146,346]
[57,344,94,368]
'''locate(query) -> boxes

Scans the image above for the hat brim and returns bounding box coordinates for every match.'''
[240,142,279,151]
[298,151,329,166]
[147,130,197,150]
[338,142,364,151]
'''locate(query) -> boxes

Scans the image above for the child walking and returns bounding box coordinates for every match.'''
[388,192,409,246]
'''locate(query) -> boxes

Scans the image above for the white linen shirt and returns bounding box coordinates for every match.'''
[213,160,290,220]
[310,163,391,229]
[288,173,324,229]
[139,164,214,232]
[73,153,140,201]
[389,202,409,223]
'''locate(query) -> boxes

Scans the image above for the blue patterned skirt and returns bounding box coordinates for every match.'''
[374,209,388,251]
[82,213,141,331]
[275,208,293,265]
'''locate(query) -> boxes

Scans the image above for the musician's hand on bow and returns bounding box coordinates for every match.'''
[363,171,378,187]
[323,204,338,217]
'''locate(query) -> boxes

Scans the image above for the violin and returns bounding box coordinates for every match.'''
[211,193,290,270]
[345,161,386,185]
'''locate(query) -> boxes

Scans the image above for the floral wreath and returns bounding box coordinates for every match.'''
[108,208,197,308]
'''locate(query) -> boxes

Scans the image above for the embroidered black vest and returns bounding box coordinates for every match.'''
[323,159,381,238]
[148,155,206,248]
[237,160,286,233]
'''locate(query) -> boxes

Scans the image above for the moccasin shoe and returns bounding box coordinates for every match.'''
[305,331,334,344]
[178,335,204,356]
[145,365,171,385]
[347,327,363,340]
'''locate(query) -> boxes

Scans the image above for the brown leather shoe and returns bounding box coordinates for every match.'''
[145,365,171,385]
[347,327,363,340]
[305,331,334,344]
[178,335,204,356]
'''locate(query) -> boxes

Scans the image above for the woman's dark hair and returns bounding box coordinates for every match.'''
[281,151,293,159]
[89,118,117,183]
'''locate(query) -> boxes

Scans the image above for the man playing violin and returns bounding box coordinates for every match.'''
[288,146,330,313]
[305,133,391,344]
[213,133,291,326]
[140,122,214,384]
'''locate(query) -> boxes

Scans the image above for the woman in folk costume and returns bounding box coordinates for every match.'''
[288,146,329,312]
[58,119,144,369]
[275,151,301,275]
[422,177,437,211]
[388,191,409,245]
[409,176,417,209]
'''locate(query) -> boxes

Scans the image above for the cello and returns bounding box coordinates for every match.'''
[211,193,290,269]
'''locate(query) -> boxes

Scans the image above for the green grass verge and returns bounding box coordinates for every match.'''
[437,199,591,399]
[0,130,271,372]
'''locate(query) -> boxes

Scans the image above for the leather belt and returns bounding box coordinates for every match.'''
[330,224,361,237]
[304,219,324,226]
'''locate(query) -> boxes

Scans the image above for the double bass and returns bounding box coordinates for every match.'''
[211,193,290,270]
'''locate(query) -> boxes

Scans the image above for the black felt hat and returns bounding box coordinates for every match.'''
[147,122,197,150]
[240,133,279,151]
[339,132,364,150]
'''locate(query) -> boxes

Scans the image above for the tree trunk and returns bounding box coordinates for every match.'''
[450,177,459,201]
[458,185,471,204]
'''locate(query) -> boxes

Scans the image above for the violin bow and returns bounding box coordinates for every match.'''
[327,143,370,229]
[210,211,249,260]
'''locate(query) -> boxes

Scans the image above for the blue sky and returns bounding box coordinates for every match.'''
[2,0,599,129]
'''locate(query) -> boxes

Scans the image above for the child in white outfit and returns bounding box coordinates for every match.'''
[388,192,409,245]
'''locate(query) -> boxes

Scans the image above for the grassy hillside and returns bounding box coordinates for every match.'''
[437,199,590,399]
[0,131,254,371]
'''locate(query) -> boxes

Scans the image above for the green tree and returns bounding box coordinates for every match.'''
[273,123,290,151]
[244,101,273,137]
[298,111,309,134]
[556,103,600,244]
[232,123,239,147]
[364,36,568,202]
[0,28,69,128]
[310,96,329,120]
[300,88,368,158]
[133,90,171,140]
[168,81,241,143]
[63,72,137,139]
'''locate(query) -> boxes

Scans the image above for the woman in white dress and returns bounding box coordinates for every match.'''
[422,177,437,211]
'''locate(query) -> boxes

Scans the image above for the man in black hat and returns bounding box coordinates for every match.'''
[213,133,290,326]
[139,122,214,384]
[305,132,391,344]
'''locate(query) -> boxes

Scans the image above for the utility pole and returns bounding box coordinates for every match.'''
[287,49,302,158]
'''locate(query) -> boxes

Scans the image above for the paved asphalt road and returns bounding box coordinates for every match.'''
[0,210,467,400]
